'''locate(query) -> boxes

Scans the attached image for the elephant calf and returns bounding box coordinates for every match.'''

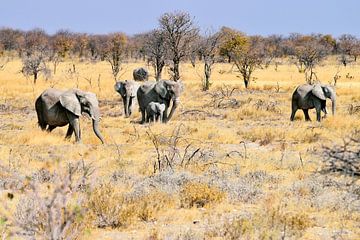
[290,84,336,122]
[146,102,165,123]
[35,88,104,143]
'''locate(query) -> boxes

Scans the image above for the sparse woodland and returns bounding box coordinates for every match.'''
[0,11,359,240]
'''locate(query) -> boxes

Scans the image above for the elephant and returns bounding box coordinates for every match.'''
[137,80,183,124]
[35,88,105,143]
[146,102,166,123]
[290,84,336,122]
[114,80,139,117]
[133,67,149,81]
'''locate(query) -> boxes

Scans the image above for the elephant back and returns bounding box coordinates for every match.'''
[138,81,156,94]
[133,67,149,81]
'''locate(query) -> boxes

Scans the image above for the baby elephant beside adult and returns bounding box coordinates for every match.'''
[137,80,183,124]
[114,80,139,117]
[146,102,166,122]
[35,88,105,144]
[290,84,336,122]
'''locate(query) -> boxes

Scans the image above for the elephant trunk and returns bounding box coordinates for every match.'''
[166,98,179,122]
[125,96,131,117]
[90,108,104,144]
[92,119,104,144]
[331,96,336,116]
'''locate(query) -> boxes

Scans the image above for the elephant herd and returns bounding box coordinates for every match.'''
[34,67,337,144]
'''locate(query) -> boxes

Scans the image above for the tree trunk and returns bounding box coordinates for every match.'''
[173,58,180,81]
[53,62,57,75]
[33,71,38,84]
[243,72,250,89]
[203,62,211,91]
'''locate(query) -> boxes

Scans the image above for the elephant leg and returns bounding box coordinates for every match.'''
[47,125,57,132]
[314,101,322,122]
[315,108,322,122]
[39,123,47,131]
[67,112,81,143]
[122,99,128,117]
[290,108,297,121]
[140,110,146,124]
[163,105,169,123]
[128,97,133,116]
[321,101,328,118]
[65,125,74,139]
[303,109,311,121]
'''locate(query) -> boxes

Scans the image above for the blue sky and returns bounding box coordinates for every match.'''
[1,0,359,37]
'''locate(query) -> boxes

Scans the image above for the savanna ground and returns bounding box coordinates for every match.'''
[0,58,359,239]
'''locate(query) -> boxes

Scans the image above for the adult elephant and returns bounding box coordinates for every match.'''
[114,80,139,117]
[137,80,183,124]
[290,84,336,122]
[35,88,105,143]
[133,67,149,81]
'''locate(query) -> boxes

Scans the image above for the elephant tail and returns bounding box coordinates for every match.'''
[35,96,47,130]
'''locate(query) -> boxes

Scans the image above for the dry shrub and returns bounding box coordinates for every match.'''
[241,128,282,145]
[130,191,174,222]
[88,183,174,228]
[207,206,315,239]
[221,217,254,240]
[87,183,131,228]
[280,211,314,231]
[180,182,225,208]
[12,161,92,239]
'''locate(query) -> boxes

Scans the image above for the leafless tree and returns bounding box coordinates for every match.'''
[262,34,285,68]
[338,34,360,66]
[197,30,223,90]
[143,29,167,81]
[73,33,89,59]
[87,34,107,60]
[21,29,50,83]
[159,11,199,81]
[103,33,127,80]
[286,34,331,84]
[0,28,24,56]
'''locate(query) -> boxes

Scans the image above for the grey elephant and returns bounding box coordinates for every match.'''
[35,88,105,143]
[146,102,166,122]
[137,80,183,124]
[114,80,139,117]
[133,67,149,81]
[290,84,336,122]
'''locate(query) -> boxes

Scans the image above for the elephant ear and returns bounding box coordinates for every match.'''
[59,90,81,116]
[311,84,326,100]
[154,81,167,98]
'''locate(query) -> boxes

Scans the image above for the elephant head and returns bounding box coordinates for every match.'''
[154,80,184,122]
[312,84,336,115]
[59,89,104,143]
[114,80,139,117]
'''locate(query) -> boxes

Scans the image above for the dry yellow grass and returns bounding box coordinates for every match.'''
[0,58,359,239]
